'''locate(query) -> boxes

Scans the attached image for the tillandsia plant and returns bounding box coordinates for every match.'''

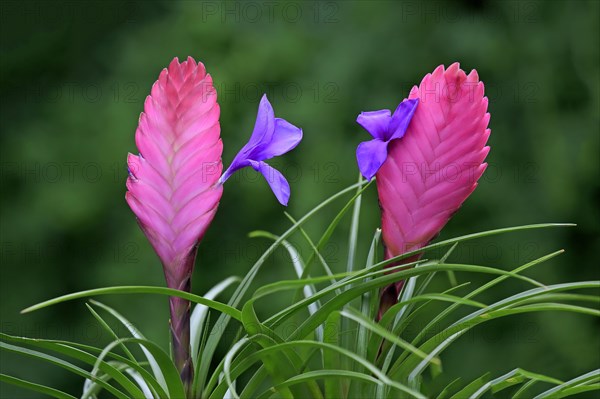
[1,59,598,399]
[356,63,490,317]
[125,57,301,391]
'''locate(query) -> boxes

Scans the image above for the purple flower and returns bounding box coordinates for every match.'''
[356,98,419,180]
[220,94,302,206]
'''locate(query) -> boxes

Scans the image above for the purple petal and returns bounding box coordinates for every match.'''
[356,139,389,181]
[219,94,302,200]
[254,118,303,160]
[219,158,250,184]
[219,95,276,184]
[356,109,391,140]
[248,160,291,206]
[248,94,276,149]
[389,98,419,140]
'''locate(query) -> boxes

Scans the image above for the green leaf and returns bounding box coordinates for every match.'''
[436,377,462,399]
[377,224,575,270]
[323,311,343,399]
[300,180,374,281]
[223,337,250,399]
[94,337,186,399]
[240,304,295,399]
[0,373,77,399]
[378,283,473,373]
[284,263,544,343]
[269,259,545,338]
[283,212,338,286]
[225,340,426,399]
[355,229,382,368]
[390,282,599,381]
[88,299,168,393]
[448,372,490,399]
[84,303,136,362]
[284,179,374,325]
[380,293,486,330]
[83,303,160,397]
[548,383,600,398]
[534,369,600,398]
[240,299,322,399]
[21,286,241,320]
[488,368,562,395]
[392,250,565,371]
[191,276,240,360]
[0,341,129,399]
[1,333,167,398]
[196,180,365,397]
[513,379,542,399]
[341,307,439,367]
[254,370,383,399]
[347,174,365,275]
[83,339,155,399]
[249,231,323,331]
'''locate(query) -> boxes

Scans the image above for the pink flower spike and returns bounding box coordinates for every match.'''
[375,63,490,316]
[125,57,223,387]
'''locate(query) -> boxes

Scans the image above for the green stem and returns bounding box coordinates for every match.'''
[165,252,196,396]
[170,292,192,394]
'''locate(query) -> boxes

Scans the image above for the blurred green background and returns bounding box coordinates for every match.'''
[1,0,599,396]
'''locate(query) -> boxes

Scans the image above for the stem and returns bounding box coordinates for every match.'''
[378,282,403,321]
[170,288,193,394]
[165,252,196,396]
[377,251,421,320]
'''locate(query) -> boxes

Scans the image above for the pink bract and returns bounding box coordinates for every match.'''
[126,57,223,288]
[125,56,222,383]
[377,63,490,311]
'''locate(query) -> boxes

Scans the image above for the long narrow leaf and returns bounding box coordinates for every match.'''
[88,300,168,393]
[191,276,240,360]
[1,333,167,398]
[0,374,77,399]
[196,180,365,396]
[22,286,240,320]
[0,342,129,399]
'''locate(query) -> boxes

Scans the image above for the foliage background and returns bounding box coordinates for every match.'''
[1,0,598,396]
